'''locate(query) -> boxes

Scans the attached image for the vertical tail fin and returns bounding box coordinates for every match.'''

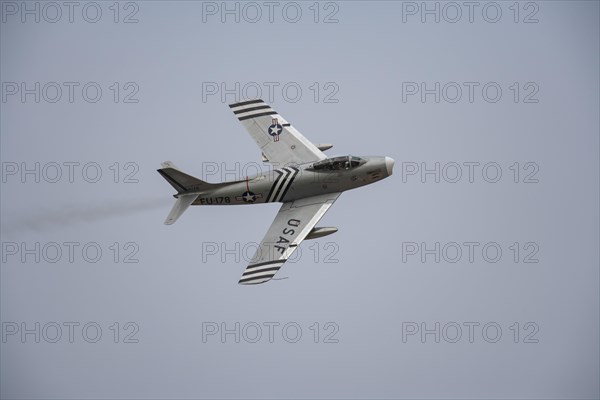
[157,161,213,193]
[157,161,208,225]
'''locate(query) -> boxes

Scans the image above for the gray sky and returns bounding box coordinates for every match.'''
[1,1,599,399]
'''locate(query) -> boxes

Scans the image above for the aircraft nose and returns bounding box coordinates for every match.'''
[385,156,395,175]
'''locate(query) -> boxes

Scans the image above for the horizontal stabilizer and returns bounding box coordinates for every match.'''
[157,160,213,193]
[165,194,197,225]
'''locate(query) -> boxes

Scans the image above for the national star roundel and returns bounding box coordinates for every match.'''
[241,191,257,203]
[268,118,283,141]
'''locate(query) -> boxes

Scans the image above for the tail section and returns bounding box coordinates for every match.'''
[157,161,214,225]
[157,161,213,193]
[164,194,197,225]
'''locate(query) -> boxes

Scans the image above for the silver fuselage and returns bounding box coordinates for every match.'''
[188,155,394,205]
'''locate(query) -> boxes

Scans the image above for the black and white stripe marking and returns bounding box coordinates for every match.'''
[229,99,278,121]
[239,260,284,284]
[266,167,299,203]
[276,167,299,202]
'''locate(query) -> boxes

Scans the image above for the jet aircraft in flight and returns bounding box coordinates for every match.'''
[158,99,394,284]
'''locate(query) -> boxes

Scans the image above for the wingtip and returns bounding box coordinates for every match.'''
[238,275,275,285]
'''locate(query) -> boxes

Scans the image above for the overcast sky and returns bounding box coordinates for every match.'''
[1,1,599,399]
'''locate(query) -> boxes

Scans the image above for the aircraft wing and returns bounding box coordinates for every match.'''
[229,99,327,166]
[238,192,341,285]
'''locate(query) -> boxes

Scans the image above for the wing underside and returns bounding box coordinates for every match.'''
[229,99,327,166]
[239,192,341,285]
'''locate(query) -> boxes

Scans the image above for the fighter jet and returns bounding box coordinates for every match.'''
[158,99,394,284]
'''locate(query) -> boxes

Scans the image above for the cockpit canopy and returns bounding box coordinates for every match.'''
[308,156,366,171]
